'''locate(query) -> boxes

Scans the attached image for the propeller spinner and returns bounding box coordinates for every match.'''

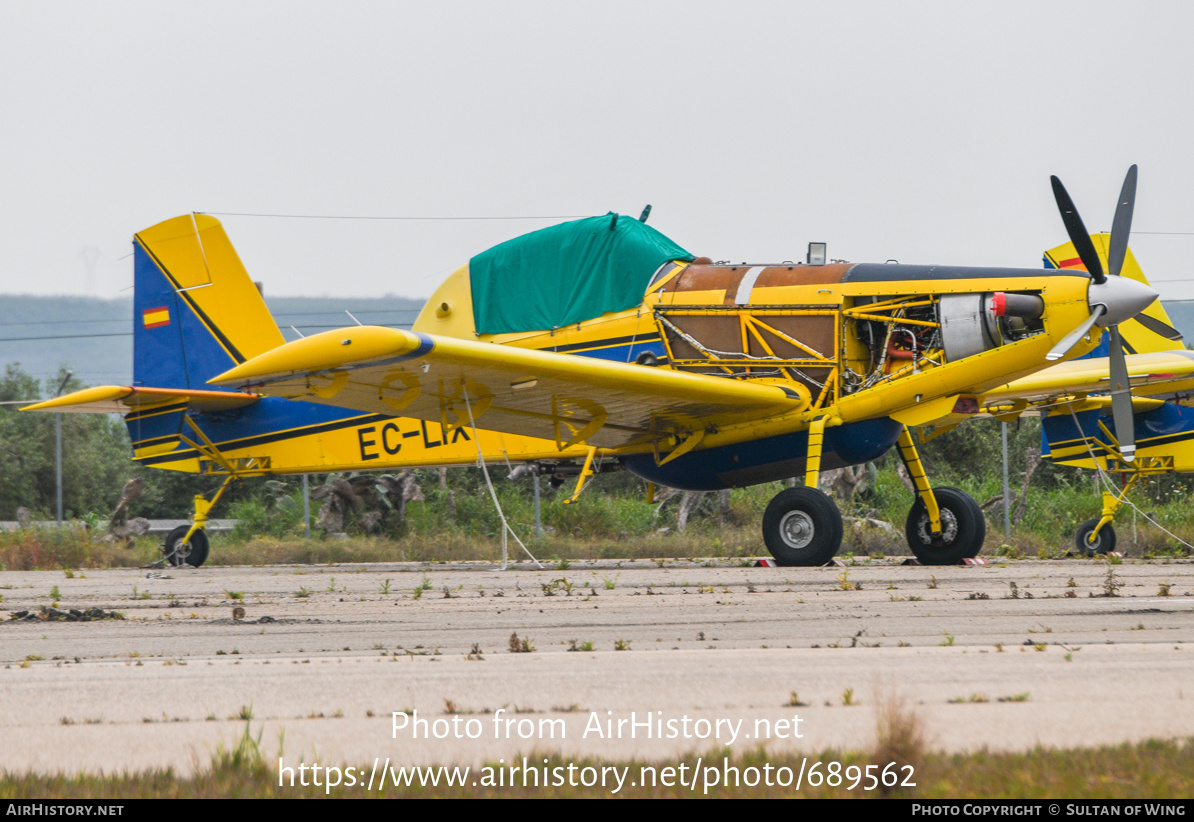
[1046,165,1157,462]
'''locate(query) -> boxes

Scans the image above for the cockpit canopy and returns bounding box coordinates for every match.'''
[468,213,694,335]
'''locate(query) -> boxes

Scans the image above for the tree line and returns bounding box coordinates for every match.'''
[0,364,250,522]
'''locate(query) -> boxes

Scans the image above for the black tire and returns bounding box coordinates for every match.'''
[904,486,984,565]
[163,525,209,567]
[762,486,843,567]
[1075,518,1116,556]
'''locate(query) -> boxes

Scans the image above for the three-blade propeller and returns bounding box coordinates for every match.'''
[1046,165,1152,462]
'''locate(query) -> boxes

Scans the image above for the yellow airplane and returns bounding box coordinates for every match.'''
[980,189,1194,555]
[29,170,1158,567]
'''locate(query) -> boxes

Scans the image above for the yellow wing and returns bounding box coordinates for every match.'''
[981,350,1194,416]
[210,326,803,450]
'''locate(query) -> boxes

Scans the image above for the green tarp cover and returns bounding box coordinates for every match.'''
[469,213,694,335]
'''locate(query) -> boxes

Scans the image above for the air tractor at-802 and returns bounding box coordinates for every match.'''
[30,169,1156,567]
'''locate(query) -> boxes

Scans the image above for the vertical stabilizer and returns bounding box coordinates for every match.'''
[133,215,285,388]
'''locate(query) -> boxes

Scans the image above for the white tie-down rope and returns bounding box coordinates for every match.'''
[463,389,542,570]
[1067,408,1194,551]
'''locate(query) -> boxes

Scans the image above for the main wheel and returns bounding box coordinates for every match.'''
[163,525,209,567]
[1075,518,1116,556]
[762,486,843,566]
[904,486,984,565]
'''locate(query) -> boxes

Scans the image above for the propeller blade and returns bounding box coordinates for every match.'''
[1133,312,1183,342]
[1051,175,1106,284]
[1046,305,1106,361]
[1107,325,1136,462]
[1107,164,1138,279]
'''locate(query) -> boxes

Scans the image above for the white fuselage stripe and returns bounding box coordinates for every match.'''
[735,266,766,305]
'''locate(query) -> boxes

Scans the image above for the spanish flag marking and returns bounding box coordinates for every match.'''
[143,306,170,329]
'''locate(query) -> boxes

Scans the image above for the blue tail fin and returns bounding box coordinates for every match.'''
[133,215,285,389]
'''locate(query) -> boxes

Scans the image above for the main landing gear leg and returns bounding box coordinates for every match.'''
[162,475,235,568]
[897,427,984,564]
[762,416,844,567]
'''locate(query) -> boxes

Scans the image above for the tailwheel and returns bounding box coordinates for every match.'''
[905,486,984,565]
[762,487,843,567]
[163,525,210,568]
[1075,518,1116,557]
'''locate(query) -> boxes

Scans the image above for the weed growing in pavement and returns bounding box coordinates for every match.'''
[1094,565,1122,598]
[998,693,1031,703]
[836,568,859,591]
[508,632,535,653]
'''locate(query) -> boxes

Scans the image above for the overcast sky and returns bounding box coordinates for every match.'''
[2,0,1193,303]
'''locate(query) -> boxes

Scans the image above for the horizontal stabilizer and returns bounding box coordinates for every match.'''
[24,385,260,415]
